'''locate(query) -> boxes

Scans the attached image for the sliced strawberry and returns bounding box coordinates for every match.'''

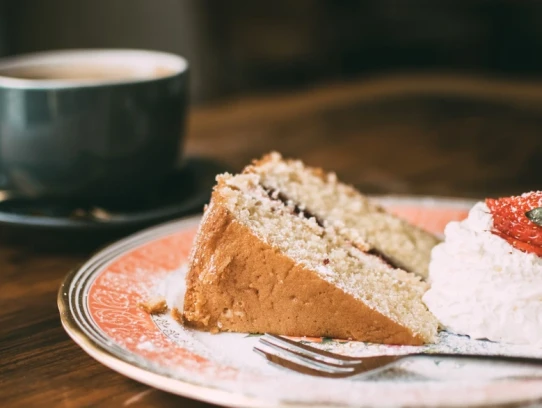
[486,192,542,256]
[490,230,542,257]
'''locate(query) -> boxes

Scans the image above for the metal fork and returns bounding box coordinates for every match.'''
[253,334,542,379]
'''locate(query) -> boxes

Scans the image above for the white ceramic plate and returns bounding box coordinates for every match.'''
[58,196,542,408]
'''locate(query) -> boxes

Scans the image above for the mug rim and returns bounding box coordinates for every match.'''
[0,48,189,89]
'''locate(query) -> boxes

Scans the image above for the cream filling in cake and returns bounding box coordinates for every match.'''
[423,202,542,346]
[217,172,438,343]
[245,153,440,278]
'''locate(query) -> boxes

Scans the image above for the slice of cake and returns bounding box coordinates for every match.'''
[179,154,439,345]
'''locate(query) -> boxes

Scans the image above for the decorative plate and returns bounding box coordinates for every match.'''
[58,196,542,408]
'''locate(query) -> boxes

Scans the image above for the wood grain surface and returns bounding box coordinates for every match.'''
[1,75,542,407]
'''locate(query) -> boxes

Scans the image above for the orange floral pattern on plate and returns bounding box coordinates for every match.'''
[88,228,235,379]
[386,205,468,235]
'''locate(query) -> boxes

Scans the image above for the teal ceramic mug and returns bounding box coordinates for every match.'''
[0,49,189,199]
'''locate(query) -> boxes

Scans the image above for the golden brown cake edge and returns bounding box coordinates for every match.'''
[180,188,426,346]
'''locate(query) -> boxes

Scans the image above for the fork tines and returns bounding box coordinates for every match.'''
[253,333,401,378]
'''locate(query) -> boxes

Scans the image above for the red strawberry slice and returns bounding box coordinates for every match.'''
[490,230,542,257]
[486,192,542,256]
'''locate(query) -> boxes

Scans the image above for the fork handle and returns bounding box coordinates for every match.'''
[414,352,542,366]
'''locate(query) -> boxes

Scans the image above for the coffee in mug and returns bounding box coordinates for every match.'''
[0,64,177,81]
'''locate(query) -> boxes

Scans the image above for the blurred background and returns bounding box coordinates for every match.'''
[1,0,542,197]
[4,0,542,102]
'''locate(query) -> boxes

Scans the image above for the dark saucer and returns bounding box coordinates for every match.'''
[0,157,227,250]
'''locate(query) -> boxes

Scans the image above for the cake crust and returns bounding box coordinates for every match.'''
[181,190,425,346]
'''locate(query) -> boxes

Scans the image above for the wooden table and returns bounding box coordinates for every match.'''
[2,75,542,407]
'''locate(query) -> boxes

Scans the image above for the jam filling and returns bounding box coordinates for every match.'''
[263,187,324,228]
[367,248,401,270]
[262,186,405,271]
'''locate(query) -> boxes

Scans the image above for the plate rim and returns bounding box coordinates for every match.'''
[59,195,542,408]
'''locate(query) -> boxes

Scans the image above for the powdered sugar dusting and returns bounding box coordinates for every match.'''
[136,340,157,352]
[140,266,542,407]
[151,264,188,310]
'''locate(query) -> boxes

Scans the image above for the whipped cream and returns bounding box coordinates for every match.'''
[423,202,542,347]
